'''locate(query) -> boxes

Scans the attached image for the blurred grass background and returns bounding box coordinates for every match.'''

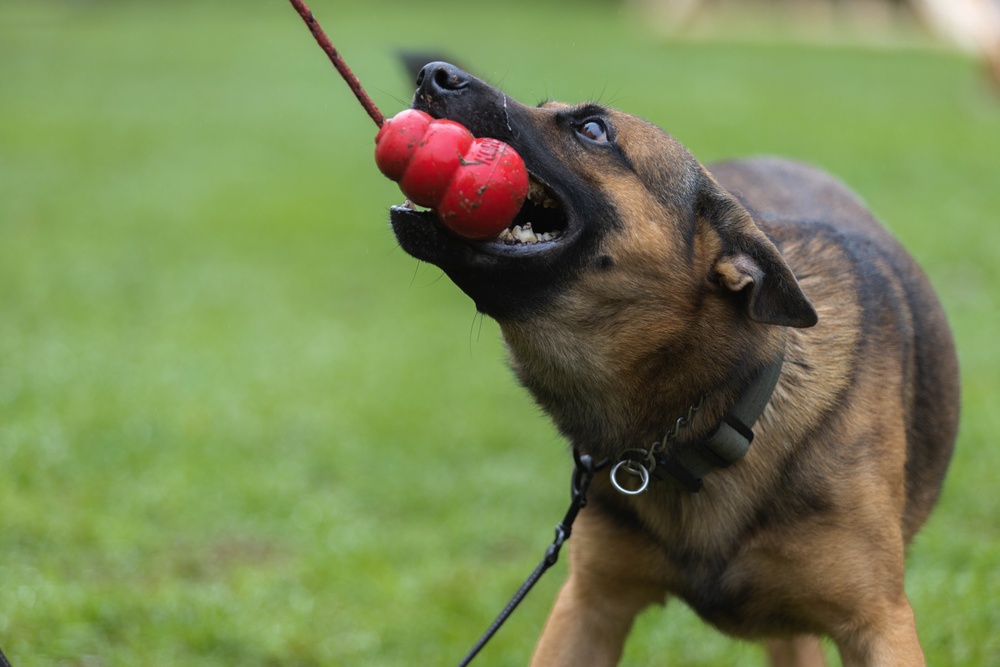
[1,0,998,665]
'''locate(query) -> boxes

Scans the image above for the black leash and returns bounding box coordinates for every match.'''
[456,449,608,667]
[0,646,12,667]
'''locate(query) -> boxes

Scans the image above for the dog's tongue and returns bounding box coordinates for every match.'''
[375,109,528,240]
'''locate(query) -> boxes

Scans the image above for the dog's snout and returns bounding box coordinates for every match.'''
[409,60,514,148]
[416,61,471,96]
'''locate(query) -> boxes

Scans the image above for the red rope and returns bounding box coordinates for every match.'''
[287,0,385,128]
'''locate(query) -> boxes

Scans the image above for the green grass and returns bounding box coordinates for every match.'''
[1,1,999,665]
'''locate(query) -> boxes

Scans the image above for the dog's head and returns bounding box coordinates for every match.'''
[391,62,815,326]
[390,62,817,447]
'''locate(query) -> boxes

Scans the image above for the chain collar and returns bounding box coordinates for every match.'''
[609,351,786,495]
[611,396,705,495]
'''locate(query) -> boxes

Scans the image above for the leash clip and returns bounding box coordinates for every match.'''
[610,449,654,495]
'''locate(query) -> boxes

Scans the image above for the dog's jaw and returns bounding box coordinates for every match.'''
[389,170,572,253]
[388,191,592,319]
[388,64,615,320]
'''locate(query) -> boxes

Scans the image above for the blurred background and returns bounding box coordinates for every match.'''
[1,0,998,665]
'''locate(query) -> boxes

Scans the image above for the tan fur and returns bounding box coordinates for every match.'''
[766,637,827,667]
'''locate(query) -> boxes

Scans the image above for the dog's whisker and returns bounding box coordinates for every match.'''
[503,94,513,135]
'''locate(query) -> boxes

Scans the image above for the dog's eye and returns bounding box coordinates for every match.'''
[576,119,609,144]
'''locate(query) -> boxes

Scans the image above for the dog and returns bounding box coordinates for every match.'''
[388,61,960,666]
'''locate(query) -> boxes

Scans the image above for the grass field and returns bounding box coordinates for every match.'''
[1,1,999,665]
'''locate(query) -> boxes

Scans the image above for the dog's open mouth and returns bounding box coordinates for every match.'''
[392,171,570,251]
[495,174,567,245]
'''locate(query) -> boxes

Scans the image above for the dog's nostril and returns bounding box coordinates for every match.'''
[417,62,470,94]
[433,67,466,90]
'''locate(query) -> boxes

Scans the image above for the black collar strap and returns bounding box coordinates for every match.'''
[654,351,785,492]
[610,350,785,495]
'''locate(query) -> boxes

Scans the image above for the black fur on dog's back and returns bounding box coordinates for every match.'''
[711,157,959,541]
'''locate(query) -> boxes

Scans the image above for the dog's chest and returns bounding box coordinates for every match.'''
[626,489,815,637]
[657,535,807,637]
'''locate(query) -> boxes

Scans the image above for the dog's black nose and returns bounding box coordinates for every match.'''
[416,61,471,95]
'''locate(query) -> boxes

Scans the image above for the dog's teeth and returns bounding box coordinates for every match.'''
[527,177,560,209]
[403,199,417,210]
[516,223,537,243]
[494,222,562,245]
[528,179,545,204]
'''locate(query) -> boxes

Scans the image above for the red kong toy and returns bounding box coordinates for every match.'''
[375,109,529,240]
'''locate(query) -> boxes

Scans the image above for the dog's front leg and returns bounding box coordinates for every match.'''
[529,572,657,666]
[530,507,667,667]
[766,636,827,667]
[833,596,925,667]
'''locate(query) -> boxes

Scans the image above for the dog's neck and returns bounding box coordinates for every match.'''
[499,316,788,465]
[642,349,786,493]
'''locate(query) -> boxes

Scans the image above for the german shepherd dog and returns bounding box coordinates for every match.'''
[389,62,960,666]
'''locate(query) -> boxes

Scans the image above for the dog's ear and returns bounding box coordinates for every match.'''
[700,184,818,328]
